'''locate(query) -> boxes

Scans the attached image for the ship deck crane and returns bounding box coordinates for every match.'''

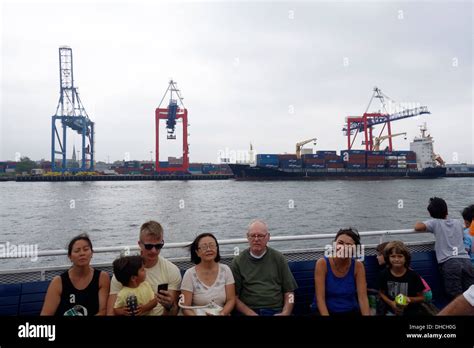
[373,132,407,151]
[296,138,317,159]
[342,87,430,151]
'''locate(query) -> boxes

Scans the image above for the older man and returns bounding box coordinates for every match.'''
[231,219,297,316]
[107,221,182,315]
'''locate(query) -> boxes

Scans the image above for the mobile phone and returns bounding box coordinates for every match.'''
[157,283,168,293]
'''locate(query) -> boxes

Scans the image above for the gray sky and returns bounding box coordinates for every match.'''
[1,0,472,164]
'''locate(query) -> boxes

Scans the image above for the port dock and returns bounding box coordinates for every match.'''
[14,174,233,182]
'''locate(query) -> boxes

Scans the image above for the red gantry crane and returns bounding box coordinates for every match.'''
[342,87,430,151]
[155,80,189,173]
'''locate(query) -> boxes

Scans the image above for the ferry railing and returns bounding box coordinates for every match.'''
[0,229,428,260]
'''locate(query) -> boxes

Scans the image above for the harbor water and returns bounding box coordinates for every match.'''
[0,178,472,269]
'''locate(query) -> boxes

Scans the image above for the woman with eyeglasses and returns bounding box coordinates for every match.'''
[41,233,110,316]
[313,228,370,316]
[180,233,236,315]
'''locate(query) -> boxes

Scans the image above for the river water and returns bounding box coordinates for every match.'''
[0,178,472,269]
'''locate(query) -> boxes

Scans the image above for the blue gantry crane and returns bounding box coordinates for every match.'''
[51,47,94,172]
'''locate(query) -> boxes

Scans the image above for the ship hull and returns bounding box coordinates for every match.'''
[228,164,446,180]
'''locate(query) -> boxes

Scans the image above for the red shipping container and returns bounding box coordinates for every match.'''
[327,163,344,168]
[304,159,325,164]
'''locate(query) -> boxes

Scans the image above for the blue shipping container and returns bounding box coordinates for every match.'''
[302,154,325,159]
[316,151,337,155]
[257,154,279,160]
[257,154,279,166]
[305,164,326,169]
[259,164,279,169]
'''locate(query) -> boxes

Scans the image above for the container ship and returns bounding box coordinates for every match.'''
[228,125,446,180]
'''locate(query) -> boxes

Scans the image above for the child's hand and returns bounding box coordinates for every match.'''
[391,301,404,316]
[134,305,147,316]
[114,306,133,316]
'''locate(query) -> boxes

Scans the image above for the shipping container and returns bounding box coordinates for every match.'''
[302,154,325,159]
[278,154,298,160]
[341,150,366,160]
[280,159,303,168]
[305,164,326,169]
[327,163,344,168]
[316,151,337,155]
[367,164,386,169]
[323,154,340,160]
[345,163,366,169]
[347,150,366,154]
[124,161,140,168]
[326,159,343,164]
[259,164,279,169]
[257,154,279,160]
[303,159,325,164]
[257,154,279,166]
[366,151,385,156]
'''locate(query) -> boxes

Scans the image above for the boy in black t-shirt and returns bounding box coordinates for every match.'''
[377,241,425,316]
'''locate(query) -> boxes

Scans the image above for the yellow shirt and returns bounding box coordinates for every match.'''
[114,281,155,315]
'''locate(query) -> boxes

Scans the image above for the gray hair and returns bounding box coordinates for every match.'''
[247,219,269,234]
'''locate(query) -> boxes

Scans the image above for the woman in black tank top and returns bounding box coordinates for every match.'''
[40,234,110,316]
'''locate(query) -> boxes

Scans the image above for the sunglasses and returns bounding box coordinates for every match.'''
[142,241,165,250]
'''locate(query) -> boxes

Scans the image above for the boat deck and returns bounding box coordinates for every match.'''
[0,240,447,316]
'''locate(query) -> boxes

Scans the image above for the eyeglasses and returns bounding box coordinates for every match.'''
[142,241,165,250]
[198,243,217,251]
[247,234,268,240]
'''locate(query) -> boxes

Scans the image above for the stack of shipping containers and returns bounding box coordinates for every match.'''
[341,150,366,169]
[399,151,417,169]
[302,154,326,169]
[188,163,203,174]
[366,151,386,169]
[141,162,154,175]
[384,151,399,169]
[256,154,279,169]
[319,151,343,169]
[278,154,302,171]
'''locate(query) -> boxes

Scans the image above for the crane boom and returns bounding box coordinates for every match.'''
[296,138,317,158]
[373,132,406,151]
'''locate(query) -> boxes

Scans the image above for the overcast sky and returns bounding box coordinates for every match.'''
[1,0,472,164]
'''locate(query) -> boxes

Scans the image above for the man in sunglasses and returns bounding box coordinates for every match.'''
[107,221,182,315]
[231,219,297,316]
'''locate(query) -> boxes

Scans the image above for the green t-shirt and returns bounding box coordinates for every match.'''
[231,247,297,310]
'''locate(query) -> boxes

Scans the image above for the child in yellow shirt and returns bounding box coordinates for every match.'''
[112,255,157,315]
